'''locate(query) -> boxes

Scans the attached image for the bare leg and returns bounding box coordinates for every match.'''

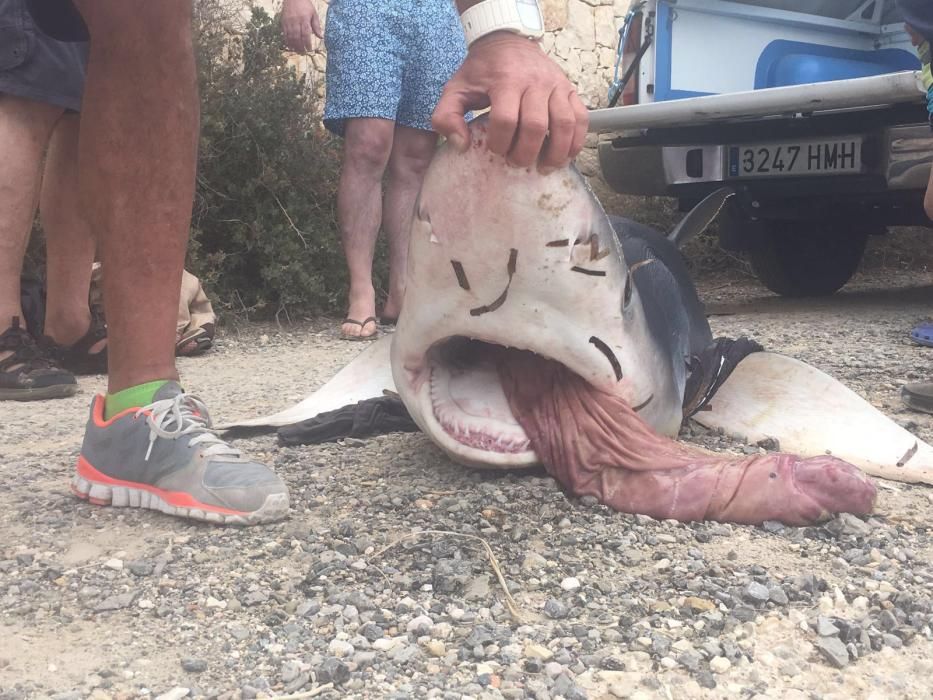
[381,125,437,320]
[40,113,103,355]
[0,96,63,346]
[337,118,394,338]
[73,0,198,393]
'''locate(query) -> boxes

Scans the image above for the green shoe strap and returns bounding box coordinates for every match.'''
[105,380,170,419]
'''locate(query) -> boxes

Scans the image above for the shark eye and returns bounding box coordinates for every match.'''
[622,273,633,310]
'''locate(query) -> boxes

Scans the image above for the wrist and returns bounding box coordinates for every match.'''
[469,30,541,51]
[459,0,544,47]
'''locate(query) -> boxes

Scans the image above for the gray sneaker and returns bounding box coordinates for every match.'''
[72,382,289,524]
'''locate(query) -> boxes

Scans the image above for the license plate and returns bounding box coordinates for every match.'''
[728,138,862,178]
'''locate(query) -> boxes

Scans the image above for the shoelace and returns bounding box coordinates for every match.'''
[138,392,242,462]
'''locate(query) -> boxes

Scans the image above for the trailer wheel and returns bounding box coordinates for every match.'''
[748,221,871,298]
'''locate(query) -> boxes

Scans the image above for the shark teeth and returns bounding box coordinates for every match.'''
[429,357,531,455]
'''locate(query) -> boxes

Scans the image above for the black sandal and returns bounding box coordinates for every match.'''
[41,305,108,376]
[0,317,77,401]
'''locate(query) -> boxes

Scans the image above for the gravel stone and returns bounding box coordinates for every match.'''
[181,658,207,673]
[815,637,850,668]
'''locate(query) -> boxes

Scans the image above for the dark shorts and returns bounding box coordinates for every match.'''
[0,0,87,112]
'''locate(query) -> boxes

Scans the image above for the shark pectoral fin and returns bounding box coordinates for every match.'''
[692,352,933,486]
[216,334,396,430]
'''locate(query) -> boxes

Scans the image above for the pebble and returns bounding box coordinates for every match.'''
[180,658,207,674]
[544,661,565,678]
[816,617,840,637]
[425,640,446,657]
[744,582,770,604]
[815,637,850,668]
[328,640,354,658]
[524,643,553,660]
[709,656,732,674]
[561,577,582,591]
[154,690,189,700]
[406,615,433,635]
[544,599,569,619]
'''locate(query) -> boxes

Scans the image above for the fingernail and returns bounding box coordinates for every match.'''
[447,133,467,152]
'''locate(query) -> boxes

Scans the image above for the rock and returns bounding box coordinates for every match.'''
[315,657,350,685]
[328,640,354,658]
[544,599,570,619]
[95,592,137,612]
[744,582,770,604]
[425,640,446,657]
[522,552,548,571]
[769,586,789,606]
[709,656,731,674]
[684,597,716,612]
[816,617,840,637]
[407,615,433,635]
[544,661,565,678]
[103,558,124,571]
[561,577,582,592]
[154,690,189,700]
[525,643,553,660]
[180,658,207,673]
[815,637,850,668]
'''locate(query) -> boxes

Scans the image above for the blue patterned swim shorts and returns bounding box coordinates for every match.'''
[323,0,467,137]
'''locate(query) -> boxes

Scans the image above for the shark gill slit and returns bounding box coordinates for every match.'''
[572,267,607,277]
[450,261,471,291]
[632,394,654,412]
[470,248,519,317]
[589,336,623,381]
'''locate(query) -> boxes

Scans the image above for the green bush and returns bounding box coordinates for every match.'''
[190,4,358,317]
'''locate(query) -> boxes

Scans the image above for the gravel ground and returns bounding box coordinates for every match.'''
[2,269,933,700]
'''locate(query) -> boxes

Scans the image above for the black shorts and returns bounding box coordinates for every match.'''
[23,0,87,41]
[0,0,87,112]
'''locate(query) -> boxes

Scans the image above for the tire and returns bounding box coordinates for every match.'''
[747,221,870,298]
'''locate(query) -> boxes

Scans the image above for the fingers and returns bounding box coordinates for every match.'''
[568,91,590,160]
[507,89,550,168]
[538,90,576,171]
[311,12,323,39]
[486,89,522,158]
[432,82,473,153]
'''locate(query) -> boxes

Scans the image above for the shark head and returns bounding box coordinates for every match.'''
[391,120,682,469]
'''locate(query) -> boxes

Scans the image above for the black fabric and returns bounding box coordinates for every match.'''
[898,0,933,44]
[24,0,88,42]
[682,336,764,418]
[277,396,420,446]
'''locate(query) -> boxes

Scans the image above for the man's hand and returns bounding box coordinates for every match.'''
[281,0,322,54]
[432,32,588,171]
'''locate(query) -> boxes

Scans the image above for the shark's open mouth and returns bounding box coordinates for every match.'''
[427,338,533,456]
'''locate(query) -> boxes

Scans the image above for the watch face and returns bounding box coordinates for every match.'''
[517,0,544,31]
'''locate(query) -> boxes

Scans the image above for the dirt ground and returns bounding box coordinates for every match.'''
[2,266,933,700]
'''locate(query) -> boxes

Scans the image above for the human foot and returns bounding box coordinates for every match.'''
[341,316,379,341]
[42,306,108,375]
[0,317,77,401]
[72,381,290,524]
[341,291,378,340]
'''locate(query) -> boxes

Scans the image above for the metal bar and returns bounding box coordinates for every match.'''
[588,71,925,133]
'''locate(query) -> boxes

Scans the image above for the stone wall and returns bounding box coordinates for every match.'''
[257,0,634,108]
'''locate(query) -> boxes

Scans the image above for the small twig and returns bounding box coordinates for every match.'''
[267,188,310,249]
[271,683,334,700]
[370,530,526,622]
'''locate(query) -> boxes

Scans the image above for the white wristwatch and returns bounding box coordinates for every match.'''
[460,0,545,47]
